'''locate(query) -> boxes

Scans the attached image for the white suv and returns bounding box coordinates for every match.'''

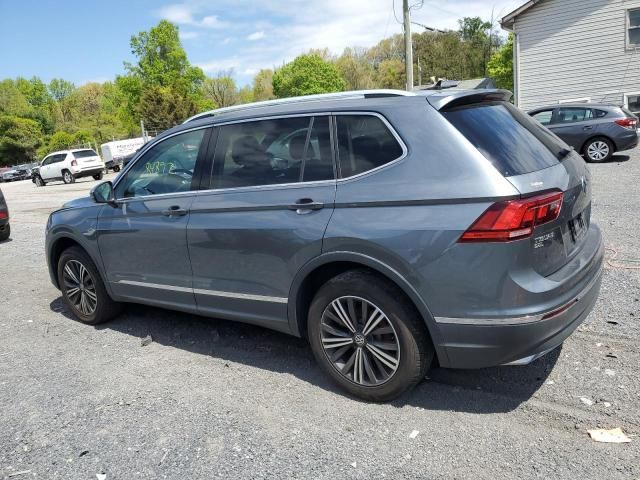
[33,149,105,186]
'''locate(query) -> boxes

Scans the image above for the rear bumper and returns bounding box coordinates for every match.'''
[614,130,639,152]
[434,227,604,369]
[72,167,104,178]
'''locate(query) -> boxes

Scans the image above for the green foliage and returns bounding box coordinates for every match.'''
[0,115,43,165]
[137,85,199,132]
[375,59,406,89]
[252,69,275,101]
[273,54,346,98]
[46,131,75,151]
[126,20,205,95]
[203,74,238,108]
[336,48,375,90]
[488,34,514,92]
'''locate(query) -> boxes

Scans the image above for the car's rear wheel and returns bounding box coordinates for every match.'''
[113,165,121,173]
[0,223,9,241]
[584,137,613,162]
[93,172,104,181]
[34,175,45,187]
[308,269,433,402]
[62,170,75,184]
[57,246,122,324]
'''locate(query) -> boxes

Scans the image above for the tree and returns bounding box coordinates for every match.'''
[48,79,75,102]
[0,115,43,165]
[375,59,405,89]
[336,48,375,90]
[137,85,199,131]
[125,20,204,95]
[272,54,346,98]
[203,72,238,108]
[488,34,514,92]
[252,69,275,101]
[46,131,75,151]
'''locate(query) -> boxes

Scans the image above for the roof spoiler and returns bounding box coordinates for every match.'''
[424,89,513,111]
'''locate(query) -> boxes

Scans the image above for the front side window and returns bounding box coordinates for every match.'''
[53,154,67,163]
[211,116,333,189]
[336,115,404,178]
[531,110,553,125]
[557,107,592,123]
[116,129,205,198]
[629,8,640,46]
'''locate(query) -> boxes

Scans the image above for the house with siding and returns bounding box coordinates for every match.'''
[501,0,640,115]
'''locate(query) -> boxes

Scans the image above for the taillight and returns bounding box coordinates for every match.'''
[0,211,7,219]
[615,118,637,130]
[71,160,78,167]
[459,191,564,243]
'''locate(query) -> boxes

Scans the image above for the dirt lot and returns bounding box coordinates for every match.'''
[1,154,639,480]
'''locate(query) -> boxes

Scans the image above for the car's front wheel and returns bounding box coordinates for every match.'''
[62,170,75,184]
[584,137,613,162]
[93,172,104,181]
[57,246,122,324]
[308,270,433,402]
[34,175,45,187]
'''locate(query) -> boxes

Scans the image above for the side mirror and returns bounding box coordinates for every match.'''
[91,181,116,205]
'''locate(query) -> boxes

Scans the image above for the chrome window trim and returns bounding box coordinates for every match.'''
[115,280,287,303]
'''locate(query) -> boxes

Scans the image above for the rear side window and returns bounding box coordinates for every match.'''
[53,154,67,163]
[594,109,608,118]
[336,115,404,178]
[557,107,592,123]
[442,102,566,177]
[73,149,98,159]
[211,116,334,189]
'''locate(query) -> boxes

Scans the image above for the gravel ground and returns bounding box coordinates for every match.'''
[0,154,639,480]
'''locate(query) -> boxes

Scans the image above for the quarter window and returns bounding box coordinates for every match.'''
[629,8,640,46]
[116,129,205,198]
[531,110,553,125]
[210,116,334,189]
[336,115,403,178]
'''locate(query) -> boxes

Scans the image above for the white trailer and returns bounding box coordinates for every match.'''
[101,137,147,171]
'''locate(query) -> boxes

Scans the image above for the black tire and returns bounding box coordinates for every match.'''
[308,269,433,402]
[113,165,121,173]
[34,175,45,187]
[57,246,122,324]
[583,137,613,163]
[62,170,75,184]
[93,172,104,181]
[0,223,9,241]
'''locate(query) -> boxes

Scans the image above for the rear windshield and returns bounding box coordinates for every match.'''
[442,101,567,177]
[73,149,98,159]
[621,107,639,119]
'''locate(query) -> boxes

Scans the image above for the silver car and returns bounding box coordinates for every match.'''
[529,103,638,162]
[44,89,604,401]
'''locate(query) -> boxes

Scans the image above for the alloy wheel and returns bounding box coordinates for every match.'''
[320,296,400,386]
[62,259,97,315]
[587,141,609,161]
[64,172,72,183]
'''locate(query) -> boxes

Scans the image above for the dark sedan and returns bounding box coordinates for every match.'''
[529,104,638,162]
[0,186,9,241]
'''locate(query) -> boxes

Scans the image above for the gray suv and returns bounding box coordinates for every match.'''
[529,103,638,162]
[45,89,604,401]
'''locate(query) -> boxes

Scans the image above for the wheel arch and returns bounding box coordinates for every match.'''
[287,252,448,365]
[581,135,616,155]
[48,234,109,295]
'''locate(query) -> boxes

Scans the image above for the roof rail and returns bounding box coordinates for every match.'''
[183,89,415,123]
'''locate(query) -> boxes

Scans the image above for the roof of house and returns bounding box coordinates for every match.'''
[501,0,544,31]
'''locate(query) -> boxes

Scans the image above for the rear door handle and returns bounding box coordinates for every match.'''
[583,126,594,130]
[288,198,324,214]
[162,205,188,217]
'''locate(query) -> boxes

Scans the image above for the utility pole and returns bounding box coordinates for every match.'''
[403,0,414,91]
[140,119,146,142]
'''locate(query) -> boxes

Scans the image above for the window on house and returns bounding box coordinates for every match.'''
[629,8,640,46]
[626,93,640,116]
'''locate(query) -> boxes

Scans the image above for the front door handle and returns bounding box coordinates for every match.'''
[288,198,324,215]
[162,205,188,217]
[583,126,594,130]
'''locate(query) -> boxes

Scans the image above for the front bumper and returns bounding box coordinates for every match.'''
[435,232,604,369]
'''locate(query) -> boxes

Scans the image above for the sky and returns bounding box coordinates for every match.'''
[0,0,523,87]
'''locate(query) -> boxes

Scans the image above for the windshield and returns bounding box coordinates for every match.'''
[442,101,568,177]
[73,150,98,159]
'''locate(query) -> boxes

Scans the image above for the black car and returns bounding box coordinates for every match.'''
[0,187,10,241]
